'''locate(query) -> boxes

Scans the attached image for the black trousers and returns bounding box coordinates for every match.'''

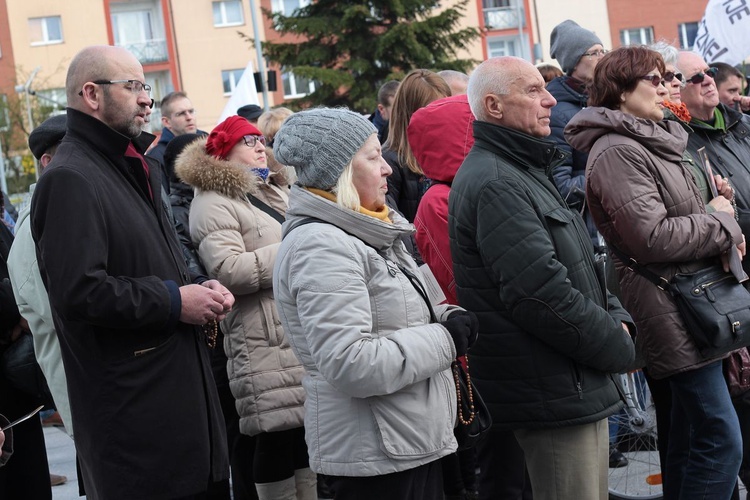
[328,460,443,500]
[254,427,309,483]
[476,428,532,500]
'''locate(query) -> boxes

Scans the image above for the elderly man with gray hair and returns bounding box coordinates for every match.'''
[449,56,636,500]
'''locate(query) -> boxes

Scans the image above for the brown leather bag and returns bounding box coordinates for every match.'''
[725,347,750,397]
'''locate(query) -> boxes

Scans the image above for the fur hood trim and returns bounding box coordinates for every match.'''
[174,138,291,199]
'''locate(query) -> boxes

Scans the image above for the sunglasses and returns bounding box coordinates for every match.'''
[685,66,719,85]
[242,135,266,147]
[661,72,683,85]
[640,74,664,87]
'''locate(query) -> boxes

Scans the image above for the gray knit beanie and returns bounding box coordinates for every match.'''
[274,108,377,190]
[550,20,603,74]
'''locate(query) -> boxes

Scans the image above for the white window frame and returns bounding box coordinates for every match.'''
[213,1,244,27]
[282,70,315,99]
[678,22,700,49]
[620,27,654,46]
[29,16,63,46]
[222,68,245,95]
[271,0,310,16]
[487,37,518,58]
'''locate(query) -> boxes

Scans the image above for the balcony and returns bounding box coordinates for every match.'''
[484,7,525,31]
[118,39,168,64]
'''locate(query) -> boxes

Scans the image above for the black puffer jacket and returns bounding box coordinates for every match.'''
[547,76,601,251]
[685,104,750,276]
[449,120,636,430]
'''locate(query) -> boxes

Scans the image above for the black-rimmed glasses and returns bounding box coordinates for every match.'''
[640,74,663,87]
[78,79,152,96]
[685,67,719,85]
[242,135,266,148]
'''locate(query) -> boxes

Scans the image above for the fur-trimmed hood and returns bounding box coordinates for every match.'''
[175,138,292,199]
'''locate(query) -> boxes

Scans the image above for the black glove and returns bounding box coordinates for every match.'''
[441,310,479,357]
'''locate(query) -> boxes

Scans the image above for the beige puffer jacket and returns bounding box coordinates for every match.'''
[176,139,305,436]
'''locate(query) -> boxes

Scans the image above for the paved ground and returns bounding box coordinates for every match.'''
[45,425,746,499]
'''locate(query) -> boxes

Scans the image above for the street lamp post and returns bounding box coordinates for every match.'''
[248,0,270,111]
[15,66,41,181]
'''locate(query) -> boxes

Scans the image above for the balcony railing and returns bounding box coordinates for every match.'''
[117,39,168,64]
[484,7,525,31]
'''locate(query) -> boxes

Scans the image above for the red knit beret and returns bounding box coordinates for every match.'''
[206,115,263,160]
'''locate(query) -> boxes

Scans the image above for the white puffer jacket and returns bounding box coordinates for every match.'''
[273,185,459,477]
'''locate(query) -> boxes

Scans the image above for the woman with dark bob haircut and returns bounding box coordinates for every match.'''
[565,46,744,499]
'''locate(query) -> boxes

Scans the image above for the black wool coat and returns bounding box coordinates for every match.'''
[31,108,228,500]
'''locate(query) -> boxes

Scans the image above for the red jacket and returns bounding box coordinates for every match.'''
[409,95,474,304]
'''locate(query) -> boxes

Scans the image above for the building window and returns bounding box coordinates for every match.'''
[678,22,700,49]
[213,1,244,27]
[0,95,9,131]
[619,27,654,46]
[488,38,518,58]
[222,68,245,94]
[29,16,63,46]
[282,71,314,98]
[271,0,310,16]
[36,88,67,111]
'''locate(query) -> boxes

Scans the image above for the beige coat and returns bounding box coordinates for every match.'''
[176,140,304,436]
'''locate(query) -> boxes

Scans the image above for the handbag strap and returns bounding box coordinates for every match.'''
[607,243,672,292]
[247,193,285,225]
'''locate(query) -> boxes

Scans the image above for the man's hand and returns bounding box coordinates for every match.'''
[201,280,234,322]
[179,284,227,325]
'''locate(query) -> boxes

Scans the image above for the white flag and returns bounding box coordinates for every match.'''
[693,0,750,66]
[218,60,260,123]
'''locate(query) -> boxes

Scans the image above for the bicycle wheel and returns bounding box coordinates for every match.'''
[608,371,663,500]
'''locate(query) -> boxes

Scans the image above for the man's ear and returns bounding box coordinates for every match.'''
[485,93,504,121]
[161,115,170,128]
[40,153,53,170]
[79,83,101,111]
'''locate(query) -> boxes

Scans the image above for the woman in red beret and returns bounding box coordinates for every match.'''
[176,115,313,500]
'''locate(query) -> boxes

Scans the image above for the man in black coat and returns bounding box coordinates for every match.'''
[31,45,234,500]
[449,56,635,500]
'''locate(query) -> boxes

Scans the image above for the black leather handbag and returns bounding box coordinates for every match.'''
[452,356,492,450]
[611,244,750,359]
[669,266,750,358]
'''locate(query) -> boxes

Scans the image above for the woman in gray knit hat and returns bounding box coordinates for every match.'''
[272,107,478,499]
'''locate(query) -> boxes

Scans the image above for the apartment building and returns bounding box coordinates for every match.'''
[0,0,710,136]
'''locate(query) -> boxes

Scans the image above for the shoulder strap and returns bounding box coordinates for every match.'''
[607,243,671,291]
[247,193,285,225]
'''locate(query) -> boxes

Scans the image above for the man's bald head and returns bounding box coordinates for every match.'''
[66,46,140,107]
[468,56,556,137]
[67,45,152,138]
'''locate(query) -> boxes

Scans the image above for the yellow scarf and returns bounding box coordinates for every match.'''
[306,187,392,223]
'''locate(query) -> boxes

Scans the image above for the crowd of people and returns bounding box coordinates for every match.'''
[1,15,750,500]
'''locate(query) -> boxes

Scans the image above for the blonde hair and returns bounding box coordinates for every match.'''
[257,107,293,140]
[332,161,360,211]
[385,69,451,175]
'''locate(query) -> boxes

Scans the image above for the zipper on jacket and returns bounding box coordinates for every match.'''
[572,363,584,399]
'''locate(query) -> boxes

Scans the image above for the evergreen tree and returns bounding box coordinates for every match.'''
[259,0,479,111]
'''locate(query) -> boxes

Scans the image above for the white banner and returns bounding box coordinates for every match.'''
[693,0,750,66]
[218,60,260,124]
